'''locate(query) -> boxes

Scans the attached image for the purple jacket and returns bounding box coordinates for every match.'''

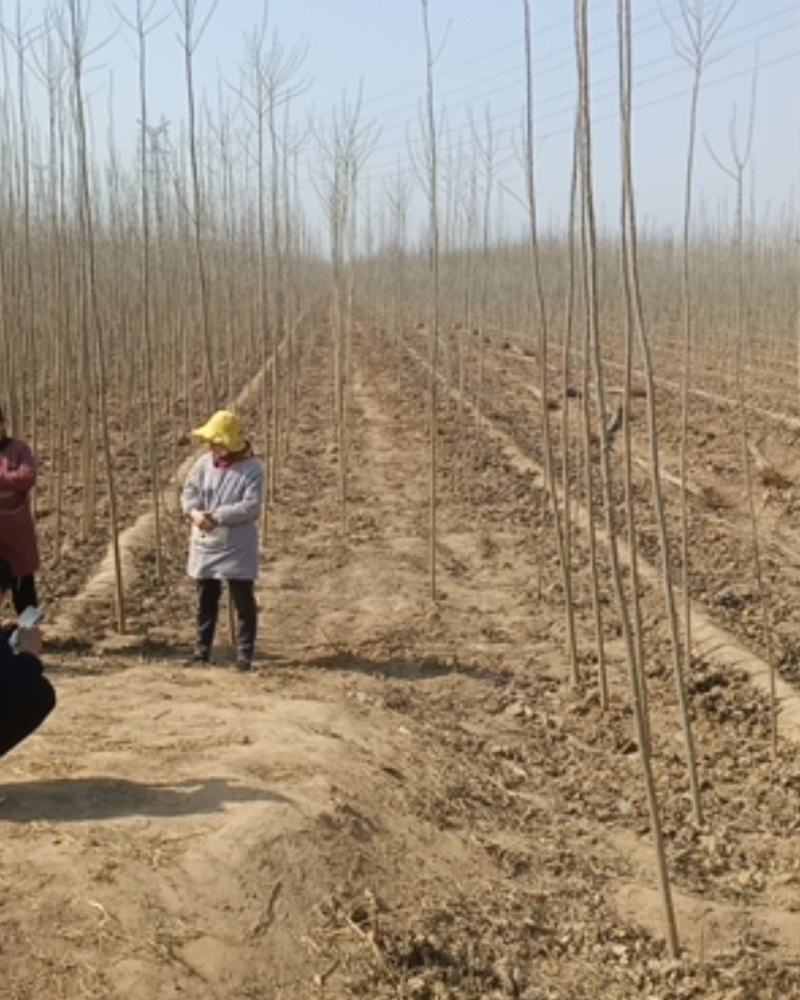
[0,438,39,577]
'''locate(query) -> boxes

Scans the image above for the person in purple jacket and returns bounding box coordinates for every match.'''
[181,410,264,671]
[0,406,40,614]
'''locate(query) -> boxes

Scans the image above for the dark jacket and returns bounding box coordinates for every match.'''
[0,631,55,759]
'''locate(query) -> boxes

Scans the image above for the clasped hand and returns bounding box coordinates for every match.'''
[190,509,217,532]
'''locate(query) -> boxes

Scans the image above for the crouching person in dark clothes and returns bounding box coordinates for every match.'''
[0,556,55,796]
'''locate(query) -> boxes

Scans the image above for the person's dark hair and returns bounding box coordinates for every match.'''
[0,405,5,422]
[0,556,14,594]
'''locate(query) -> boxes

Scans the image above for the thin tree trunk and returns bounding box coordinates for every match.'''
[576,0,678,958]
[522,0,578,683]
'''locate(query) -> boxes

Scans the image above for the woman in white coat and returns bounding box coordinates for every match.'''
[181,410,264,670]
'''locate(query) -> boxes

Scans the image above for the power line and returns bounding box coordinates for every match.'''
[316,1,794,140]
[350,17,797,188]
[337,0,683,132]
[295,3,796,195]
[338,42,799,199]
[296,0,682,183]
[358,0,622,109]
[489,46,800,200]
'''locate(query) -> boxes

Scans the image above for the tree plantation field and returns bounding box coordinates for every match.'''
[4,0,800,998]
[3,314,800,999]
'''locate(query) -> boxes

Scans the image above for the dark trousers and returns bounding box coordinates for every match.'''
[11,575,37,615]
[0,652,56,759]
[195,579,257,663]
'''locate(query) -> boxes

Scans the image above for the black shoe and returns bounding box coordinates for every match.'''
[236,658,252,672]
[186,648,209,666]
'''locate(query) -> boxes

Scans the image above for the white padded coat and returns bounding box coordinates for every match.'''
[181,452,264,580]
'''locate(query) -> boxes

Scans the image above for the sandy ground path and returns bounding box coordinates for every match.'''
[262,328,557,673]
[260,350,431,660]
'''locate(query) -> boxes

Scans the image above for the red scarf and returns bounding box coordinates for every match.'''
[213,443,253,469]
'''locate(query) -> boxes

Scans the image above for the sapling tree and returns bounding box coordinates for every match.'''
[522,0,578,685]
[661,0,736,689]
[619,0,703,822]
[420,0,441,601]
[64,0,126,631]
[235,10,307,527]
[470,105,495,445]
[313,88,378,536]
[175,0,220,413]
[576,0,678,957]
[117,0,169,583]
[706,68,777,756]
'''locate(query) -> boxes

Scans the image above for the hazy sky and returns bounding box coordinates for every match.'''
[12,0,800,238]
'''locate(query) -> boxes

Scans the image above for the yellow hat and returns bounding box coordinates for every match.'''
[192,410,245,453]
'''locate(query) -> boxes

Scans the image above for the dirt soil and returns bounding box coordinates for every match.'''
[3,325,800,999]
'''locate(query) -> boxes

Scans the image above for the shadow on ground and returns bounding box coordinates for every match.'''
[44,642,289,678]
[0,776,292,823]
[307,650,509,684]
